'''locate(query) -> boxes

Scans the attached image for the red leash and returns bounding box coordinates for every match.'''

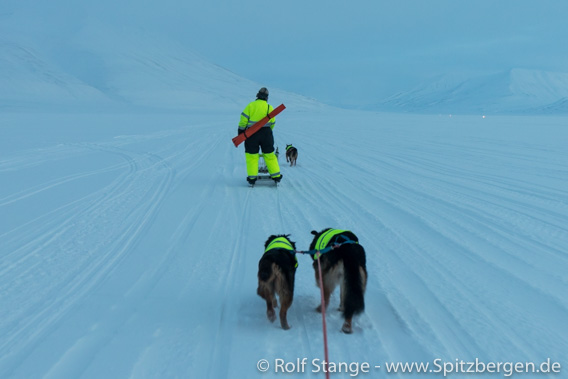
[315,252,331,379]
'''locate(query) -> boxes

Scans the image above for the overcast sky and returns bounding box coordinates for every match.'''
[3,0,568,108]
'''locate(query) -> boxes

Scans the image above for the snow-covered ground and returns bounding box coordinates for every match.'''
[1,104,567,378]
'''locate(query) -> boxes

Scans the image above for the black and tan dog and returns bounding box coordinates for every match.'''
[257,234,298,330]
[309,228,367,333]
[285,144,298,166]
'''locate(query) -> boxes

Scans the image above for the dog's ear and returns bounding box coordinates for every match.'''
[311,230,318,236]
[265,235,277,248]
[284,234,296,248]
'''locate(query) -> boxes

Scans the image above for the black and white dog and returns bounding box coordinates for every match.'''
[309,228,367,333]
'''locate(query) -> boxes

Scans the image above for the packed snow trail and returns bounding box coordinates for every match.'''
[0,110,567,378]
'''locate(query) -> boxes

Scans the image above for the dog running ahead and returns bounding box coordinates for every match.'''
[257,234,298,330]
[309,228,367,333]
[285,144,298,166]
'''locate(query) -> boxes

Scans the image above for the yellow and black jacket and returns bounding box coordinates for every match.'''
[238,99,275,132]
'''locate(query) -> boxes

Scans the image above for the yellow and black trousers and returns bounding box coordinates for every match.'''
[244,128,281,180]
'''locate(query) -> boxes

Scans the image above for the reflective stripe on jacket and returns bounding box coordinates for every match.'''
[239,99,275,130]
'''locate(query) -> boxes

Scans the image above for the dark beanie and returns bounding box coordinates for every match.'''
[256,87,269,100]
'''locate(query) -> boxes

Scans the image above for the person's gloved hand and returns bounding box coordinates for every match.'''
[238,129,245,135]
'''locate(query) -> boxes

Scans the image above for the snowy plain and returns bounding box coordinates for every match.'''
[1,100,568,378]
[1,2,568,377]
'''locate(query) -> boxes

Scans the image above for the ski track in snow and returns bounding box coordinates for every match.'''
[0,111,567,378]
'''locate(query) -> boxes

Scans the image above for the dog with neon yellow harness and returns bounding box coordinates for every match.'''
[257,234,298,330]
[308,228,367,333]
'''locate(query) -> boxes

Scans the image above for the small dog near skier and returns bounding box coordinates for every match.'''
[285,144,298,166]
[238,88,282,186]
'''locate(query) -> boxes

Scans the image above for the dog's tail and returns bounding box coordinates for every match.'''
[258,259,274,282]
[257,261,294,304]
[257,259,274,298]
[342,244,367,320]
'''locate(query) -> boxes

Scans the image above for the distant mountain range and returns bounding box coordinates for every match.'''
[0,41,113,110]
[374,69,568,114]
[2,31,567,115]
[0,32,322,112]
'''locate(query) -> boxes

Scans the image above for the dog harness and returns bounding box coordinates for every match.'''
[265,237,298,267]
[286,145,295,151]
[312,229,358,260]
[315,229,352,250]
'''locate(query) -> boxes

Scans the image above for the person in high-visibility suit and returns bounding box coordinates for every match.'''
[238,87,282,185]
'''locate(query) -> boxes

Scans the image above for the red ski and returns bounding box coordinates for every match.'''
[232,104,286,147]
